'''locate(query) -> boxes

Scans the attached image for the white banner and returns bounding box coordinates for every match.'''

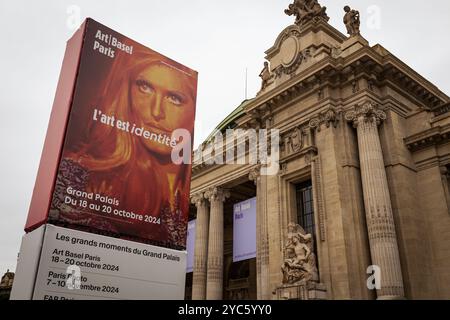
[29,224,186,300]
[233,197,257,262]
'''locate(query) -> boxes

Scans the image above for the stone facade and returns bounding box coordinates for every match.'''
[0,271,14,300]
[189,4,450,300]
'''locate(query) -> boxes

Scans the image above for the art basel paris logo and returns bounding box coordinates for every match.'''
[171,128,280,176]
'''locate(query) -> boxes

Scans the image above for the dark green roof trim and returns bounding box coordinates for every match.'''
[204,98,254,143]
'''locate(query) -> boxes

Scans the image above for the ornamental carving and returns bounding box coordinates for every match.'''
[281,223,319,285]
[289,127,304,153]
[309,106,340,131]
[204,187,230,203]
[248,165,262,184]
[279,162,288,175]
[273,49,312,78]
[190,192,205,208]
[279,28,301,45]
[285,0,330,28]
[344,101,387,128]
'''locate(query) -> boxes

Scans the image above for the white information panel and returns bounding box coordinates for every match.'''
[10,225,46,300]
[32,224,186,300]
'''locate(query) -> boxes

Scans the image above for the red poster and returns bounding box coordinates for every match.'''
[25,19,197,250]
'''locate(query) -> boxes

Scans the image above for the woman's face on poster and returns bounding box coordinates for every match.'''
[130,63,195,156]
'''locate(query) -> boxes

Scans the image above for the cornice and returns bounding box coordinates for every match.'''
[245,46,447,119]
[405,124,450,152]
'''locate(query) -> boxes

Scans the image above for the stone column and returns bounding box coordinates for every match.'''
[249,167,271,300]
[205,187,229,300]
[345,102,405,299]
[191,192,209,300]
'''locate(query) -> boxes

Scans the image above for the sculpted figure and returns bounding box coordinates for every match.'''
[285,0,329,27]
[290,128,303,152]
[281,223,319,284]
[343,6,361,36]
[259,61,272,91]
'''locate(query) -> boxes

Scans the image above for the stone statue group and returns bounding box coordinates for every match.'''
[281,223,319,285]
[284,0,360,36]
[259,1,361,93]
[285,0,330,27]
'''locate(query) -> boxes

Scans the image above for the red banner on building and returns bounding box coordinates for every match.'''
[25,18,198,250]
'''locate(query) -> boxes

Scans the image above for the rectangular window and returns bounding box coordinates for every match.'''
[295,180,319,273]
[295,181,315,237]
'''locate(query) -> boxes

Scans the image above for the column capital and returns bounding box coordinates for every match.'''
[248,165,262,185]
[190,192,205,208]
[204,187,230,203]
[344,101,387,128]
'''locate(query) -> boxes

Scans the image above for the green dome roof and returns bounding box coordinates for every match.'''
[203,98,254,143]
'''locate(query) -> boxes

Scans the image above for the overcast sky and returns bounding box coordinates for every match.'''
[1,0,449,276]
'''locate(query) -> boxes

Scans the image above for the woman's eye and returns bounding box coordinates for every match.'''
[139,84,153,94]
[166,93,183,106]
[136,80,154,94]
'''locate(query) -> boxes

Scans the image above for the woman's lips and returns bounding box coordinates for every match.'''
[144,123,171,136]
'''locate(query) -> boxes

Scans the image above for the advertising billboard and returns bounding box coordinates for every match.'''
[25,18,198,250]
[233,197,257,262]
